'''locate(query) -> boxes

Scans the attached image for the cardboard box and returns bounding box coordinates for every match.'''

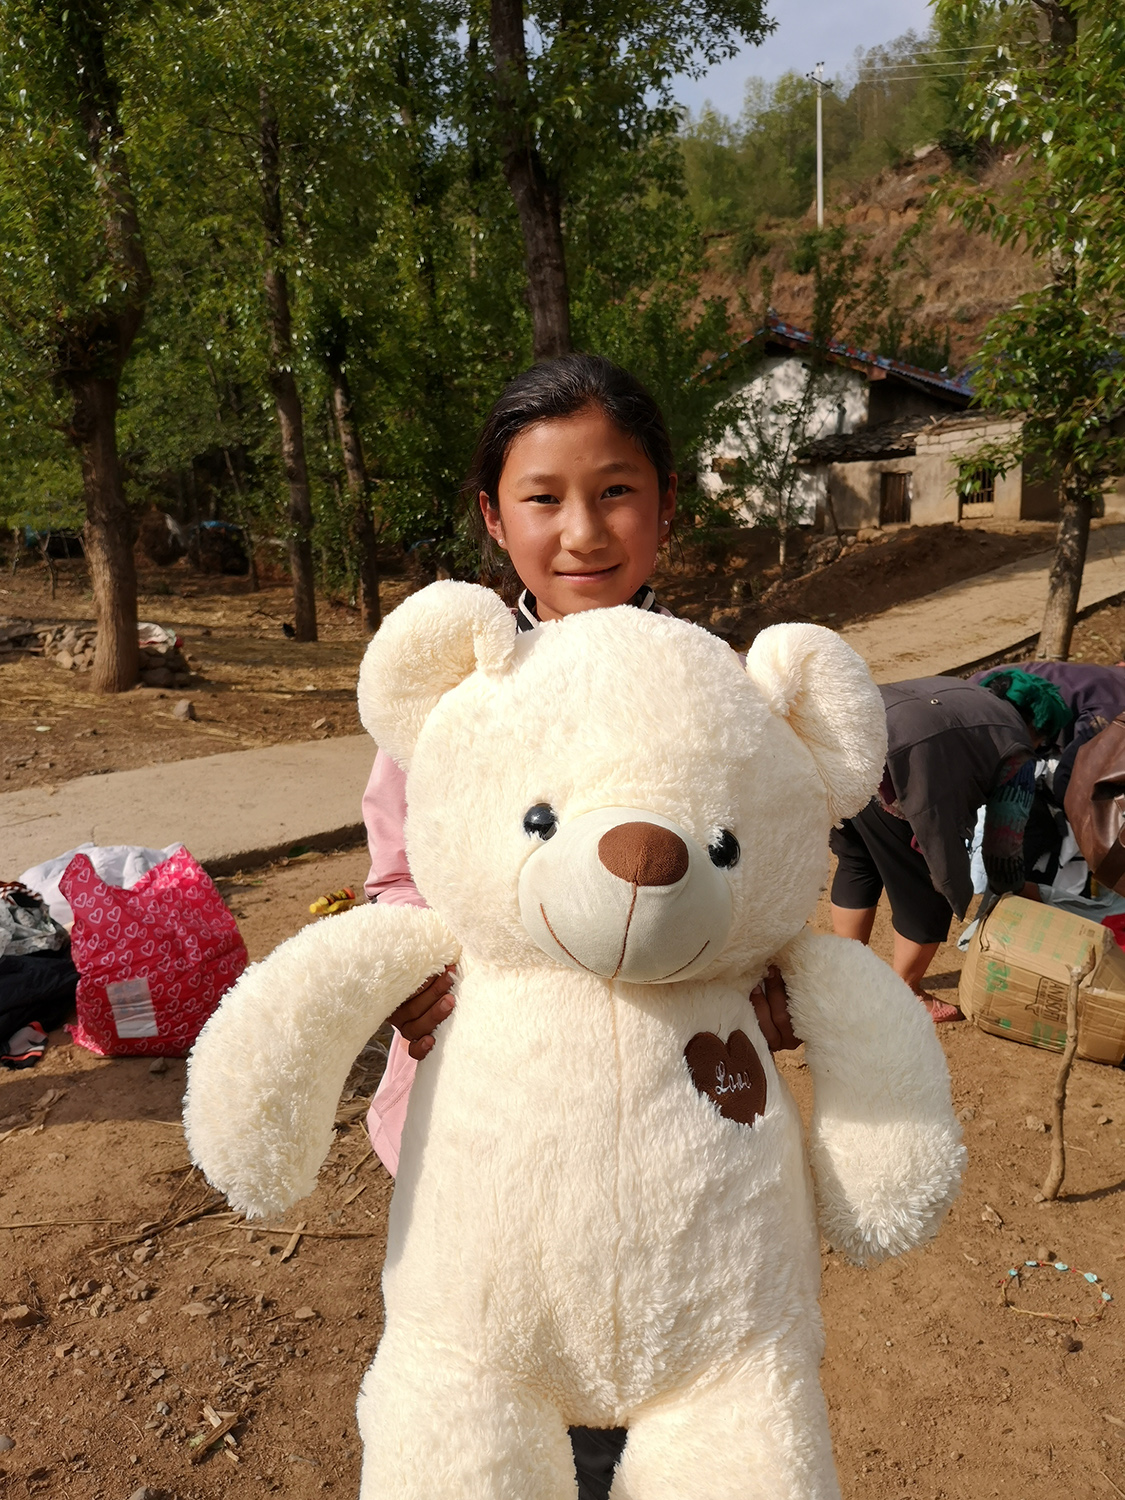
[959,895,1125,1066]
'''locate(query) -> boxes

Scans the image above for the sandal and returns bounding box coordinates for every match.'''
[308,886,357,917]
[918,992,963,1025]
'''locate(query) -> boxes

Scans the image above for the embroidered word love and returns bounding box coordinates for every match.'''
[684,1029,767,1127]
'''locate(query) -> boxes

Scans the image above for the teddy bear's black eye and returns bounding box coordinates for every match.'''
[708,830,740,869]
[523,804,558,841]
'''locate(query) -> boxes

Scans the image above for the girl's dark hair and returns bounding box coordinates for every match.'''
[465,354,674,590]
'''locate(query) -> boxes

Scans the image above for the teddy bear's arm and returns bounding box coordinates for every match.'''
[184,903,459,1219]
[776,928,966,1266]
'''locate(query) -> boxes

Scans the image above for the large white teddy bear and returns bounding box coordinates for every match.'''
[185,582,965,1500]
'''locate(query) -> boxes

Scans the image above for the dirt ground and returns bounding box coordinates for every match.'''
[1,523,1055,794]
[655,522,1053,644]
[0,558,418,794]
[1,850,1122,1500]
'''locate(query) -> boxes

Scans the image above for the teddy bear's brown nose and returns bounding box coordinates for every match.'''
[598,822,690,887]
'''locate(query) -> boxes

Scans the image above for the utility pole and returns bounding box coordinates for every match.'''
[806,61,832,229]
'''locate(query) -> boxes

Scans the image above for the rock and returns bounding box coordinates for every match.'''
[1025,1115,1048,1132]
[957,1106,975,1122]
[980,1203,1004,1228]
[292,1306,318,1320]
[141,667,174,687]
[172,699,196,721]
[0,1434,14,1452]
[180,1301,218,1318]
[1,1304,37,1327]
[1036,1245,1052,1262]
[149,1056,169,1073]
[1097,1114,1112,1125]
[55,650,75,670]
[132,1245,155,1265]
[128,1487,155,1500]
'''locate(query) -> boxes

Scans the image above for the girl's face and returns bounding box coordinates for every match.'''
[479,405,677,621]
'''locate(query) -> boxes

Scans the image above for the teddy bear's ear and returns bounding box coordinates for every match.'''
[357,581,516,768]
[745,622,887,822]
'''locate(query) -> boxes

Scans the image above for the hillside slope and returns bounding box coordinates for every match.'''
[701,148,1040,370]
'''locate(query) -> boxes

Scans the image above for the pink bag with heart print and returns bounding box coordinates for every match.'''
[59,848,247,1057]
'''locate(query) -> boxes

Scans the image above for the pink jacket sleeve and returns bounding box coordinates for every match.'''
[362,749,426,908]
[361,748,424,1176]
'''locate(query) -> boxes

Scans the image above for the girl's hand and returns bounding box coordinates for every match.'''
[388,966,456,1060]
[751,965,801,1052]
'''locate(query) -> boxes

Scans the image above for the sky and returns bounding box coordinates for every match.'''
[674,0,937,122]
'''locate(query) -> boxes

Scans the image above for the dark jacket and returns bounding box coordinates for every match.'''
[968,660,1125,804]
[881,678,1033,917]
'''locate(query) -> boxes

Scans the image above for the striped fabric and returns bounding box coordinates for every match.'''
[515,584,658,633]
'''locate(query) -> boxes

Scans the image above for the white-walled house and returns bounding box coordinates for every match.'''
[803,412,1125,528]
[700,317,973,525]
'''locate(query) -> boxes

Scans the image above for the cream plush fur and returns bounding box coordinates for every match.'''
[185,582,965,1500]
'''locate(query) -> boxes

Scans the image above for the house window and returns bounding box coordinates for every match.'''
[880,471,912,526]
[960,467,995,507]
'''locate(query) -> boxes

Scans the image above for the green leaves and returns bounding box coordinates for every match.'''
[934,0,1125,489]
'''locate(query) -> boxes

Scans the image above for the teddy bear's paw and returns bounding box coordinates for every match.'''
[811,1122,968,1266]
[190,1100,328,1221]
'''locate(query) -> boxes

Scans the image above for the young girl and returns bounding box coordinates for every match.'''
[359,353,795,1499]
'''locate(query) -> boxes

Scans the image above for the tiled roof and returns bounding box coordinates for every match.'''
[702,314,974,403]
[801,419,922,464]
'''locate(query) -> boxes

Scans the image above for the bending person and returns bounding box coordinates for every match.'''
[830,671,1071,1023]
[970,660,1125,806]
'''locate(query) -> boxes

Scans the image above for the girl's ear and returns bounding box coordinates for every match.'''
[358,581,516,769]
[745,623,887,823]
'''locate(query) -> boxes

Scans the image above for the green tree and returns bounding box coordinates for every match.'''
[478,0,774,358]
[0,0,150,690]
[135,0,425,640]
[935,0,1125,659]
[679,19,995,244]
[710,230,868,566]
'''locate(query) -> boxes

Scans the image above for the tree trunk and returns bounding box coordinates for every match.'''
[60,4,152,692]
[1032,0,1079,54]
[1033,5,1084,662]
[1037,478,1093,661]
[326,348,381,633]
[259,89,317,641]
[71,375,139,693]
[489,0,571,360]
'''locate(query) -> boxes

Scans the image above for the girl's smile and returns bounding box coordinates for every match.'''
[480,405,676,622]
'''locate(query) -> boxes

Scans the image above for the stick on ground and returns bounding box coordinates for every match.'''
[1039,957,1092,1202]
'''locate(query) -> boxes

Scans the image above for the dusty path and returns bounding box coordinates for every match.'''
[0,848,1122,1500]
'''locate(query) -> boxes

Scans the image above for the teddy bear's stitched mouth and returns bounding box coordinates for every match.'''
[539,903,596,974]
[539,901,711,982]
[659,938,711,980]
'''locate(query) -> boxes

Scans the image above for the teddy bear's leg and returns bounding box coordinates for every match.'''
[356,1328,578,1500]
[610,1340,840,1500]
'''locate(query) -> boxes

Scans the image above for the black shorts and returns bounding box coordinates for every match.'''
[829,800,953,945]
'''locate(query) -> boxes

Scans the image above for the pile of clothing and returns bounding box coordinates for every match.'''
[0,882,77,1067]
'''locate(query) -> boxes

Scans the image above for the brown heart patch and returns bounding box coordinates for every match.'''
[684,1030,767,1127]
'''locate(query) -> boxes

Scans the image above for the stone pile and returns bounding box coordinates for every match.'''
[41,622,98,672]
[5,621,194,686]
[136,636,192,689]
[0,619,42,656]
